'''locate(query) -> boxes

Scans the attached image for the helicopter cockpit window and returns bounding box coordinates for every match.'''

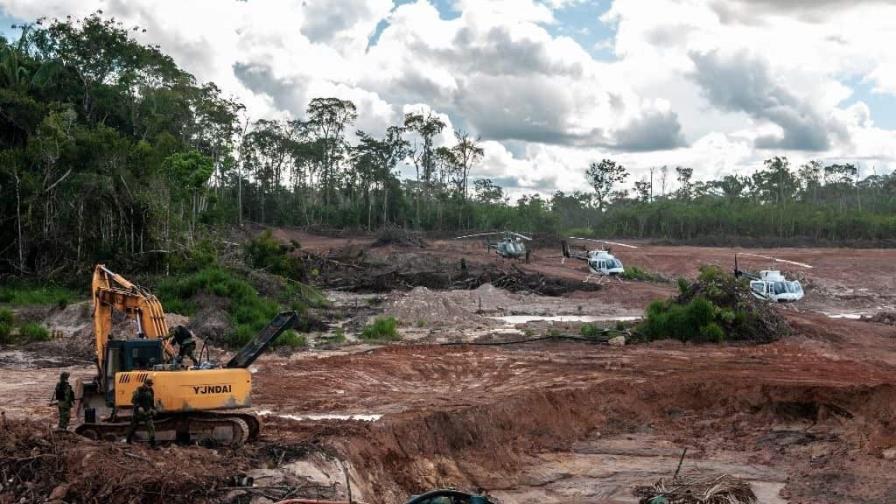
[785,281,803,294]
[772,282,788,295]
[607,259,621,269]
[751,282,765,295]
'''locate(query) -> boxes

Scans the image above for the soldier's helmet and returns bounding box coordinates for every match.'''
[144,377,154,386]
[60,371,70,380]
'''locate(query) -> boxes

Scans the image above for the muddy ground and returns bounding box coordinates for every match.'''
[3,231,896,503]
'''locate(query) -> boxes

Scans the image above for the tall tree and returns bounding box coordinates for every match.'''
[449,130,484,201]
[305,97,357,205]
[585,159,628,211]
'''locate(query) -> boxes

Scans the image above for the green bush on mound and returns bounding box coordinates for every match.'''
[637,265,788,344]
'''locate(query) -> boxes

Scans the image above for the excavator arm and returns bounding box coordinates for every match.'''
[92,265,175,386]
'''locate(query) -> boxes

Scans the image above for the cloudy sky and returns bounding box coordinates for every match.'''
[2,0,895,197]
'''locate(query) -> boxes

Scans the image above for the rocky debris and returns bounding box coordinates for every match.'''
[372,226,426,248]
[300,249,601,296]
[382,287,491,328]
[608,335,626,347]
[862,311,896,326]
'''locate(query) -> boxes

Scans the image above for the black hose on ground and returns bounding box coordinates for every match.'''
[440,334,615,346]
[403,489,494,504]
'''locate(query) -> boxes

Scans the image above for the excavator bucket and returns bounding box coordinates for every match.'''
[226,311,299,369]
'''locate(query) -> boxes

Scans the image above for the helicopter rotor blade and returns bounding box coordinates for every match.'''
[510,232,532,241]
[737,252,813,269]
[568,237,639,249]
[455,232,500,240]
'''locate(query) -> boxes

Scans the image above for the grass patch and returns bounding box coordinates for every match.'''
[580,323,603,339]
[275,329,307,348]
[19,322,51,343]
[620,266,667,283]
[319,327,346,346]
[360,317,400,342]
[0,309,13,344]
[0,284,77,307]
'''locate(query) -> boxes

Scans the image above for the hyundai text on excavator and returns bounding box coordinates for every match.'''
[75,264,297,446]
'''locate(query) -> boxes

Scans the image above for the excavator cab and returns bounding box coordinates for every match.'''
[101,339,165,405]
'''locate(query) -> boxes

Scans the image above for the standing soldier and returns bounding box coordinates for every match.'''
[51,372,75,430]
[167,325,198,367]
[126,377,156,448]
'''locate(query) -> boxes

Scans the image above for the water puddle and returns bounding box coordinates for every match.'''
[257,410,382,422]
[490,315,641,324]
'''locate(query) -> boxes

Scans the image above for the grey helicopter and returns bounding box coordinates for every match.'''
[734,253,812,302]
[561,237,638,276]
[454,231,533,262]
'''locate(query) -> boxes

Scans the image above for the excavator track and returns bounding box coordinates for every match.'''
[75,412,261,447]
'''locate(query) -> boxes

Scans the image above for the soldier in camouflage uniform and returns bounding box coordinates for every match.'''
[126,377,156,447]
[52,371,75,430]
[167,325,198,367]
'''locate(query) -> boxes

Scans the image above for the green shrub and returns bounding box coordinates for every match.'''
[638,265,779,344]
[0,284,77,306]
[699,322,726,343]
[0,308,13,325]
[19,322,51,342]
[275,330,307,348]
[676,278,690,294]
[169,239,219,273]
[0,322,12,344]
[228,324,257,348]
[360,317,400,341]
[621,266,667,283]
[245,230,303,279]
[580,323,602,339]
[639,297,722,343]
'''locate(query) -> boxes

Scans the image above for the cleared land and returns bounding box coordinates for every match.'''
[2,232,896,503]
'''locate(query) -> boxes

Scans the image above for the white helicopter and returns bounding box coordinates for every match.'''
[561,237,638,276]
[734,253,812,302]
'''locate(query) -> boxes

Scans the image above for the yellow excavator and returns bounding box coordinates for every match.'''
[75,265,297,446]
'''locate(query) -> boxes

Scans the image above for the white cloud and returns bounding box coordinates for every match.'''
[2,0,894,194]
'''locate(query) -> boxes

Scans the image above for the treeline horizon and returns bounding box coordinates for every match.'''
[2,14,895,277]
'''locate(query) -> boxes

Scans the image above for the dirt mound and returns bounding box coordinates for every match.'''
[0,420,249,503]
[185,294,232,344]
[382,287,491,327]
[302,250,600,296]
[373,226,426,248]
